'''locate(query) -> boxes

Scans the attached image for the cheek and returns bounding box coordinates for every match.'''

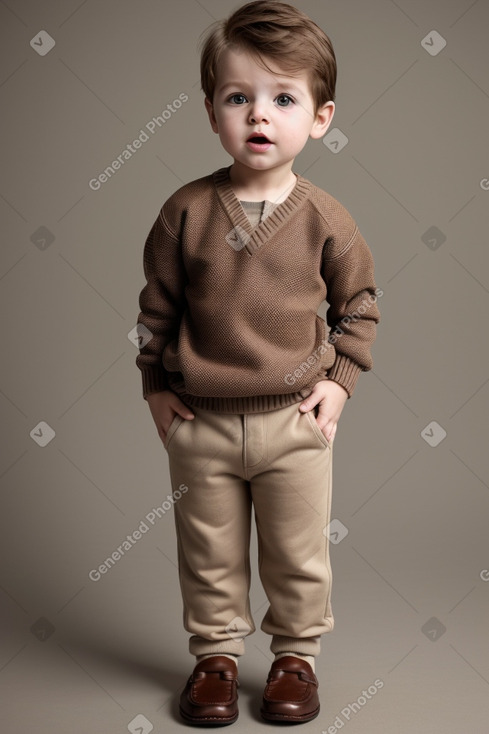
[218,125,237,145]
[215,111,241,136]
[283,114,313,141]
[280,120,307,142]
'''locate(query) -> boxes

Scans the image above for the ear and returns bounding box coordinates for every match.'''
[204,97,219,134]
[310,101,335,140]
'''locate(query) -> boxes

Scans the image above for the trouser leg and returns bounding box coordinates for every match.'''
[165,406,255,657]
[247,402,334,657]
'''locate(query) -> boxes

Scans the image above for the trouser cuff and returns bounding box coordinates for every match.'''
[189,635,245,657]
[270,635,321,657]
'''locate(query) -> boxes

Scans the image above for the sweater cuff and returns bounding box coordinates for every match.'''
[326,354,363,398]
[141,367,169,400]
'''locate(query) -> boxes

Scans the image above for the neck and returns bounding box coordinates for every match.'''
[228,161,297,203]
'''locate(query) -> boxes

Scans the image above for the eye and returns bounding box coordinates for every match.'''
[228,94,248,105]
[276,94,294,107]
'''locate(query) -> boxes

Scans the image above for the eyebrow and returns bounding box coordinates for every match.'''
[217,80,304,94]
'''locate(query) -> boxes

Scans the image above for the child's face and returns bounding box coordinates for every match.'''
[205,48,334,173]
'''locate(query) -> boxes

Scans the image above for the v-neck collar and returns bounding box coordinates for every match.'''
[213,165,311,255]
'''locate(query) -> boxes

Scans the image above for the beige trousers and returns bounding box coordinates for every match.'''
[164,400,334,657]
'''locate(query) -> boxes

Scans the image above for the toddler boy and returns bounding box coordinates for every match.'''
[136,0,380,725]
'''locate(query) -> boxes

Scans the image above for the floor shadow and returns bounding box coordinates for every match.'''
[58,631,188,722]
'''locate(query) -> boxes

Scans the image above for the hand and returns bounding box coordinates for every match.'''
[299,379,348,444]
[146,390,195,445]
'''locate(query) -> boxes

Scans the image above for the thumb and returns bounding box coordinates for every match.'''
[299,396,314,411]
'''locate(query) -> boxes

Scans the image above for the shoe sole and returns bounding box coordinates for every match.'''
[260,704,320,724]
[179,706,239,727]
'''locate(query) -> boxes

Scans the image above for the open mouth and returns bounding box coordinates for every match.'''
[247,135,271,144]
[246,133,273,151]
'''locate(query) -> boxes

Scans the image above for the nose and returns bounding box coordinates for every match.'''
[248,101,269,124]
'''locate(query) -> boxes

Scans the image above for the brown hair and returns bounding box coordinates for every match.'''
[200,0,337,115]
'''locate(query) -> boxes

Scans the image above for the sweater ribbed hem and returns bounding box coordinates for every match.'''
[140,358,364,407]
[141,368,169,400]
[326,354,363,398]
[168,383,313,414]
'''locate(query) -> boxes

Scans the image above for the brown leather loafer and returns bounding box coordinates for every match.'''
[261,656,320,723]
[179,655,239,726]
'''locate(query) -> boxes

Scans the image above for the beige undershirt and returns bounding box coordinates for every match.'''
[240,199,276,227]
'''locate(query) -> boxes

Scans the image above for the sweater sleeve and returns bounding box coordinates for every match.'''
[321,221,381,398]
[135,206,187,400]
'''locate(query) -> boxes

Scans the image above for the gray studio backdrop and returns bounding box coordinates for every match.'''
[1,1,488,733]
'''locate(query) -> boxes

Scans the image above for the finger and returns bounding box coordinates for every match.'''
[315,414,329,431]
[176,410,195,420]
[317,414,335,434]
[175,403,195,420]
[299,391,319,411]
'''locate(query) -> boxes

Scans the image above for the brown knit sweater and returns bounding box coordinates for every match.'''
[136,166,380,413]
